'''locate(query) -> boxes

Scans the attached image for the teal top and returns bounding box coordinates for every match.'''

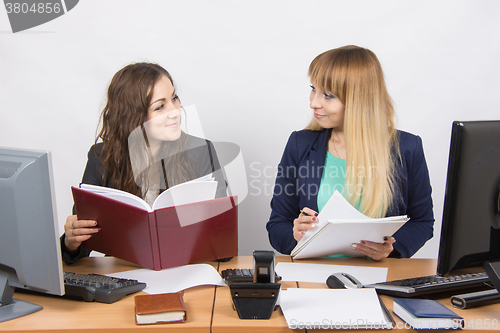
[319,151,365,258]
[317,152,346,212]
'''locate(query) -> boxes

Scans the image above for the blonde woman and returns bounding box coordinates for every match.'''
[266,45,434,259]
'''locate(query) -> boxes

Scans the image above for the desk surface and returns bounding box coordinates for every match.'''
[1,257,216,333]
[214,257,500,333]
[2,256,500,332]
[293,257,500,332]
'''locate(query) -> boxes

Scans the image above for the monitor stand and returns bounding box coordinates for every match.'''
[0,273,43,323]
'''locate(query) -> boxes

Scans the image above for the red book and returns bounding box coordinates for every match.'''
[71,185,238,270]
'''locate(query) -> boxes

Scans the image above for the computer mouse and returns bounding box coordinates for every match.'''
[326,272,363,289]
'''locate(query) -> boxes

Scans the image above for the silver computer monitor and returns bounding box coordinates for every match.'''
[0,147,64,323]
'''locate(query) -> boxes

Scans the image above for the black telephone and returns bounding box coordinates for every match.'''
[228,250,281,320]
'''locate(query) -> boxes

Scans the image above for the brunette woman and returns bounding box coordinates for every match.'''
[62,62,226,263]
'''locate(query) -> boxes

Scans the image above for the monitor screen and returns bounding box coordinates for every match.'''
[0,147,64,323]
[437,121,500,276]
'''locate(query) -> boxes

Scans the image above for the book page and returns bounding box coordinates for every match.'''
[80,183,150,211]
[80,175,217,212]
[187,173,215,182]
[152,180,217,211]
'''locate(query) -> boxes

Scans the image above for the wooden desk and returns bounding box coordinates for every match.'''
[292,257,500,332]
[1,257,217,333]
[2,256,500,332]
[213,256,500,332]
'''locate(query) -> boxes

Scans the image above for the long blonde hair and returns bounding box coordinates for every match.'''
[306,45,400,218]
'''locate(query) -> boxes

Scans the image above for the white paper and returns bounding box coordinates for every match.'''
[152,180,217,210]
[318,191,370,224]
[297,191,369,246]
[291,191,408,258]
[80,174,217,214]
[106,263,226,294]
[80,183,151,211]
[293,220,407,258]
[280,288,392,329]
[275,262,388,285]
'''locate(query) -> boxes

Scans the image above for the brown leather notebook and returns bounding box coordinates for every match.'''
[134,292,187,325]
[72,186,238,270]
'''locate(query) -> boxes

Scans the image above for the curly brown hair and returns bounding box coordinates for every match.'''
[96,62,194,197]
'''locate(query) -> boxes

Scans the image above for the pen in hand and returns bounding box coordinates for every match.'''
[300,209,318,217]
[296,209,318,239]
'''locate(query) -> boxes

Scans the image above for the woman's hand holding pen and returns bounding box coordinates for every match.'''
[293,207,319,242]
[64,215,100,253]
[351,236,396,260]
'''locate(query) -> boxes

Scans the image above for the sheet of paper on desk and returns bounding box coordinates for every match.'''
[106,263,226,294]
[280,288,393,329]
[275,262,388,285]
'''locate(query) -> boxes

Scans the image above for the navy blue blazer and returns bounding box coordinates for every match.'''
[266,129,434,257]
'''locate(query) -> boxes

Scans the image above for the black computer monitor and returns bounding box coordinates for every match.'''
[437,121,500,276]
[0,147,64,323]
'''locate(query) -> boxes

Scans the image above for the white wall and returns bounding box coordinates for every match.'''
[1,0,499,258]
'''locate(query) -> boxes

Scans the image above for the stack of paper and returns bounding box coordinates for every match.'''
[280,288,393,329]
[291,191,408,259]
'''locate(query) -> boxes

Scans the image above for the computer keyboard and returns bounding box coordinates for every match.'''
[364,272,491,297]
[221,268,282,283]
[63,272,146,303]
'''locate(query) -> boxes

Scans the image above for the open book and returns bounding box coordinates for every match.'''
[72,175,238,270]
[291,191,408,259]
[79,174,217,215]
